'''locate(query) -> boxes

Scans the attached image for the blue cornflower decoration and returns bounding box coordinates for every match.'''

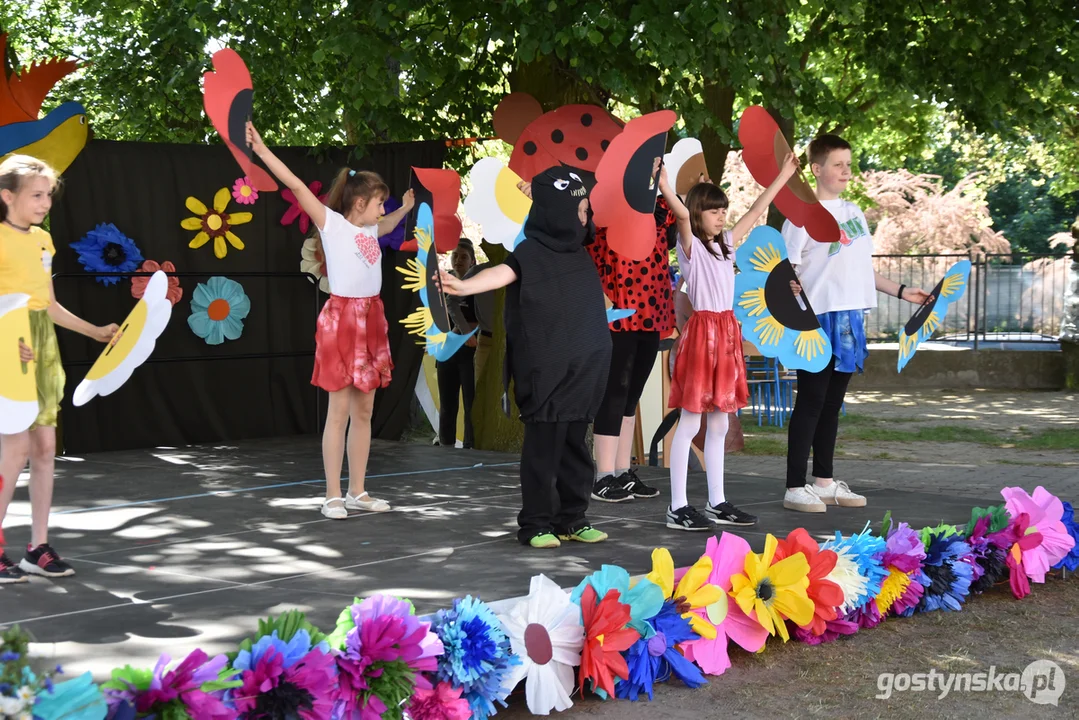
[1053,501,1079,572]
[430,595,520,720]
[823,527,888,606]
[917,527,975,613]
[70,223,144,285]
[618,600,706,702]
[0,651,19,662]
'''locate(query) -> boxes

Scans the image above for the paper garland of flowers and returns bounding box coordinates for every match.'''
[72,270,173,407]
[182,188,253,259]
[70,223,144,285]
[897,259,971,373]
[187,276,250,345]
[282,180,328,234]
[131,260,182,305]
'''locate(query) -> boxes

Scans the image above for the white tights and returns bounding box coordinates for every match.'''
[669,409,729,510]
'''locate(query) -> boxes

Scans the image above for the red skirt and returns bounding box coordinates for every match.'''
[312,295,393,393]
[669,310,748,413]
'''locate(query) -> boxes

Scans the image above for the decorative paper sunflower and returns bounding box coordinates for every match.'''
[729,534,814,642]
[70,223,144,285]
[182,187,253,259]
[897,259,971,372]
[644,548,724,641]
[397,202,477,361]
[734,226,831,371]
[0,294,38,434]
[187,276,250,345]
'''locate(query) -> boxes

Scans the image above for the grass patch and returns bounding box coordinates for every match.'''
[738,437,787,456]
[1013,427,1079,451]
[839,424,1004,445]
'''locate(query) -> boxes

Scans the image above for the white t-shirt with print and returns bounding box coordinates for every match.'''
[782,198,876,313]
[317,207,382,298]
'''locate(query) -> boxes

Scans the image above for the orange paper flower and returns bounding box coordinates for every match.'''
[578,585,639,698]
[131,260,182,305]
[774,528,844,636]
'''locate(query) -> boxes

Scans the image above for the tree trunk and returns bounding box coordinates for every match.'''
[699,82,736,184]
[508,56,595,109]
[1061,214,1079,389]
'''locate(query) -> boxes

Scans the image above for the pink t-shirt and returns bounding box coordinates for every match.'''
[317,208,382,298]
[677,231,734,313]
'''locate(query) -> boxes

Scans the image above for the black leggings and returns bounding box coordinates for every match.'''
[786,357,852,488]
[594,331,660,436]
[437,345,476,447]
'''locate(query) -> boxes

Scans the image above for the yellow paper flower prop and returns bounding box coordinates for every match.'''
[729,534,815,642]
[644,548,723,640]
[182,187,253,259]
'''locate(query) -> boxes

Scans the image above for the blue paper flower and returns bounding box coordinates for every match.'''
[70,223,144,285]
[1052,501,1079,573]
[429,595,519,720]
[187,277,250,345]
[233,630,327,673]
[571,565,664,640]
[617,600,706,702]
[917,529,975,613]
[822,527,888,608]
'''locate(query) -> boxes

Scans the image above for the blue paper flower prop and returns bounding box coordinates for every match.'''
[429,595,519,720]
[70,223,144,285]
[231,630,337,720]
[1052,501,1079,573]
[617,600,706,702]
[188,277,250,345]
[916,525,975,613]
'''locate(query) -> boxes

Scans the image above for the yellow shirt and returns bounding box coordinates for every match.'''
[0,224,55,310]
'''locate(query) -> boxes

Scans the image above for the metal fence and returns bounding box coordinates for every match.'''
[869,252,1073,346]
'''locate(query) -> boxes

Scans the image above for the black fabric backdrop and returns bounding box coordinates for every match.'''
[49,138,447,453]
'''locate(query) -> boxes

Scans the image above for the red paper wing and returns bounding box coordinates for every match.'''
[407,167,461,254]
[508,103,623,181]
[0,34,43,124]
[8,58,79,119]
[591,110,677,262]
[203,49,278,192]
[738,105,838,244]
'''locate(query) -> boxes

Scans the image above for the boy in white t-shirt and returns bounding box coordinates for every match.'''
[781,135,931,513]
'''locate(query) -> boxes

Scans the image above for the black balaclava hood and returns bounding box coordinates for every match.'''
[524,165,590,251]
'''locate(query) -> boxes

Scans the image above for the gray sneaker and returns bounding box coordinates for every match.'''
[811,481,866,508]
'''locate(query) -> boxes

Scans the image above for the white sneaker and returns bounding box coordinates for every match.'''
[345,491,392,512]
[783,485,826,513]
[321,497,348,519]
[811,481,866,507]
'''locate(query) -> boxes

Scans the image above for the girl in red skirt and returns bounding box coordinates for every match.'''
[249,124,414,520]
[657,153,799,531]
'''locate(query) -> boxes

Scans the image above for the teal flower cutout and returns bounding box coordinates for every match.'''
[187,276,250,345]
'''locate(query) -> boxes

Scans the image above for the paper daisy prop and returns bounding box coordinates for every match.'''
[822,528,888,613]
[72,271,172,407]
[70,223,144,285]
[617,600,706,702]
[571,565,664,640]
[734,226,832,372]
[429,595,519,720]
[299,234,330,294]
[282,180,327,234]
[231,176,259,205]
[773,528,843,637]
[497,574,584,716]
[1053,502,1079,573]
[663,137,709,196]
[897,259,971,373]
[672,533,768,675]
[463,157,530,251]
[103,649,239,720]
[182,187,253,259]
[875,522,927,617]
[231,631,336,720]
[397,202,477,361]
[645,548,724,641]
[915,525,974,613]
[729,534,814,642]
[1001,486,1076,582]
[0,294,38,434]
[187,277,251,345]
[577,585,638,699]
[131,260,182,305]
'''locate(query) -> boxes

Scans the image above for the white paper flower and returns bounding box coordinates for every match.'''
[0,293,39,434]
[463,157,531,251]
[300,233,330,294]
[72,271,172,407]
[825,546,871,614]
[664,137,710,195]
[497,574,584,715]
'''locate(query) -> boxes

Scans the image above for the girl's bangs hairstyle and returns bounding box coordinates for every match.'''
[685,182,730,258]
[0,154,60,222]
[325,168,390,216]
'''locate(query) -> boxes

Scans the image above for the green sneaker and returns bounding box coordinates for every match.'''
[529,532,561,549]
[558,526,608,543]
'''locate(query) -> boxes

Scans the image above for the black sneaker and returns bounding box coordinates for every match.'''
[666,505,715,531]
[591,475,634,503]
[618,468,661,499]
[20,543,75,578]
[705,502,758,526]
[0,552,29,584]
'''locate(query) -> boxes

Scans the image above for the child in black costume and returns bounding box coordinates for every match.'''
[439,166,612,548]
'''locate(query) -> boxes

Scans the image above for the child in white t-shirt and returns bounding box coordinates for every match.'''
[781,134,931,513]
[248,123,414,520]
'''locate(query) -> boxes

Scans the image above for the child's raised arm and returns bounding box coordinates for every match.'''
[438,264,518,297]
[729,151,799,245]
[247,122,327,231]
[657,161,692,258]
[378,189,414,237]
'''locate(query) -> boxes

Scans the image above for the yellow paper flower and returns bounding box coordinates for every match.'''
[182,187,253,259]
[644,548,723,640]
[729,534,814,642]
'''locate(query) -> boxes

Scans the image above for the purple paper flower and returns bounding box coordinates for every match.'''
[105,650,233,720]
[233,645,337,720]
[378,196,407,250]
[793,616,859,645]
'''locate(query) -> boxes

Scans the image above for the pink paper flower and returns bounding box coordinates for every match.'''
[407,682,472,720]
[673,533,769,676]
[232,176,259,205]
[282,180,328,234]
[1001,486,1075,584]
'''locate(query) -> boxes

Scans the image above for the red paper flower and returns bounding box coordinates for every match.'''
[131,260,182,305]
[578,585,638,698]
[282,180,328,234]
[993,512,1044,599]
[774,528,844,636]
